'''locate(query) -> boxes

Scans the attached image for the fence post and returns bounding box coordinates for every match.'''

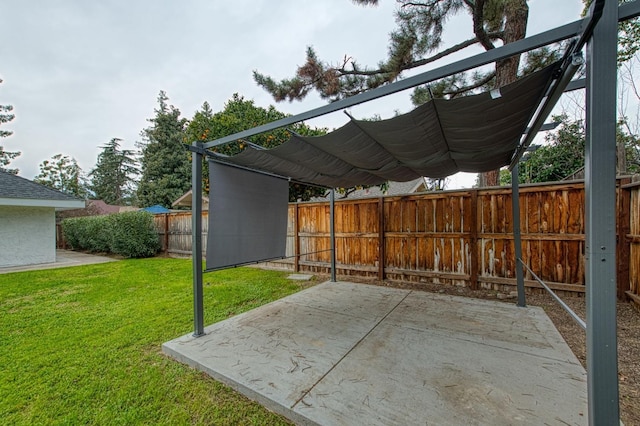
[330,189,336,282]
[469,190,479,290]
[617,178,631,300]
[294,203,300,273]
[164,213,169,254]
[511,165,526,307]
[378,197,385,281]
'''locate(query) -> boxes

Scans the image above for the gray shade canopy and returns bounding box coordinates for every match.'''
[206,161,289,271]
[212,61,560,188]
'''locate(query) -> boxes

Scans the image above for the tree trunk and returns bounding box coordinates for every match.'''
[479,0,529,187]
[617,141,627,175]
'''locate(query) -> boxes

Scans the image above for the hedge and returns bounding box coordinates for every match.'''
[62,211,160,258]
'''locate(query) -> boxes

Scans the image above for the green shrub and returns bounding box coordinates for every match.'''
[107,212,161,258]
[85,216,112,253]
[61,212,160,258]
[61,217,83,250]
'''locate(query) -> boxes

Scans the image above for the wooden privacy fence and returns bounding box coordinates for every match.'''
[153,179,636,300]
[625,181,640,306]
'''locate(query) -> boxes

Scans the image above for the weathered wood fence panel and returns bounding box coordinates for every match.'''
[148,179,638,302]
[473,183,588,294]
[153,211,208,256]
[382,193,472,286]
[625,181,640,307]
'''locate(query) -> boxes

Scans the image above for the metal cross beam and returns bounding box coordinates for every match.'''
[201,1,639,151]
[202,20,585,149]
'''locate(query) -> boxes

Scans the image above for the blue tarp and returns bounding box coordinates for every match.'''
[141,204,171,214]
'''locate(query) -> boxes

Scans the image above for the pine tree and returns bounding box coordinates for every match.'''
[137,91,190,208]
[0,146,20,175]
[89,138,139,205]
[34,154,89,198]
[0,78,20,175]
[253,0,548,187]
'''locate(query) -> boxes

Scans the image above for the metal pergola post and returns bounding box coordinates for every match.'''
[585,0,619,423]
[510,165,526,307]
[191,142,205,337]
[330,188,336,282]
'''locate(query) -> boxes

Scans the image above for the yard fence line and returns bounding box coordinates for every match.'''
[147,179,639,305]
[624,180,640,307]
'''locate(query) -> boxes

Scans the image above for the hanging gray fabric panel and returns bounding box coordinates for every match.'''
[206,161,289,271]
[212,61,559,187]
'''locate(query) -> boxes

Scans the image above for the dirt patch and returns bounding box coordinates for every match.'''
[314,274,640,424]
[526,293,640,426]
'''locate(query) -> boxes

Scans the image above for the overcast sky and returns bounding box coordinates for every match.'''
[1,0,583,187]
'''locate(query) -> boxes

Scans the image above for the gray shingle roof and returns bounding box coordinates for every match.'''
[310,178,425,202]
[0,171,81,201]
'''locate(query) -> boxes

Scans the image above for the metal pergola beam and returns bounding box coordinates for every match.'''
[191,142,205,337]
[510,164,526,307]
[330,189,336,282]
[190,3,640,424]
[203,23,585,149]
[585,0,620,423]
[201,2,639,150]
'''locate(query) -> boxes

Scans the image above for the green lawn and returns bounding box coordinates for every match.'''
[0,258,306,425]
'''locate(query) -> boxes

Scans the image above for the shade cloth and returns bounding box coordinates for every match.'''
[212,62,560,188]
[206,161,289,271]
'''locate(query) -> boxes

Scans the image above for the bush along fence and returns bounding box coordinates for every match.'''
[62,211,160,258]
[149,179,636,302]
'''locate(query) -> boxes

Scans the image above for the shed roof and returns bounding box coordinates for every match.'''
[0,171,85,209]
[172,189,210,208]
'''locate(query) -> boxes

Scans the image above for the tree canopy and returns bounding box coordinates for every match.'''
[254,0,537,105]
[34,154,89,198]
[89,138,138,205]
[254,0,552,187]
[137,91,191,208]
[186,94,329,201]
[500,115,640,185]
[0,146,20,175]
[0,78,19,175]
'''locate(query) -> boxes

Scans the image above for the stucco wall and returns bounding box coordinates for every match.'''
[0,206,56,267]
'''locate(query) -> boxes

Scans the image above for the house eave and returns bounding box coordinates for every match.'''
[0,198,86,210]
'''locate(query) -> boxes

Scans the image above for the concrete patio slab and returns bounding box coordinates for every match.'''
[0,249,117,274]
[163,281,587,425]
[287,274,314,281]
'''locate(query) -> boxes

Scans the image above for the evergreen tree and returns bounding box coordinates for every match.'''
[0,146,20,175]
[518,118,585,184]
[0,78,20,175]
[499,115,640,185]
[89,138,139,205]
[254,0,544,187]
[34,154,89,198]
[137,91,190,208]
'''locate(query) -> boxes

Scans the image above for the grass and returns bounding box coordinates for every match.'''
[0,258,305,425]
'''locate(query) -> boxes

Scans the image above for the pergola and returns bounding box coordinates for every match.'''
[187,1,640,423]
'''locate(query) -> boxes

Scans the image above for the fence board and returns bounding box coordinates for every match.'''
[88,179,634,301]
[628,183,640,306]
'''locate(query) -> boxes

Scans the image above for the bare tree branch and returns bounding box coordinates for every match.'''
[443,71,496,98]
[337,32,502,77]
[472,0,496,50]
